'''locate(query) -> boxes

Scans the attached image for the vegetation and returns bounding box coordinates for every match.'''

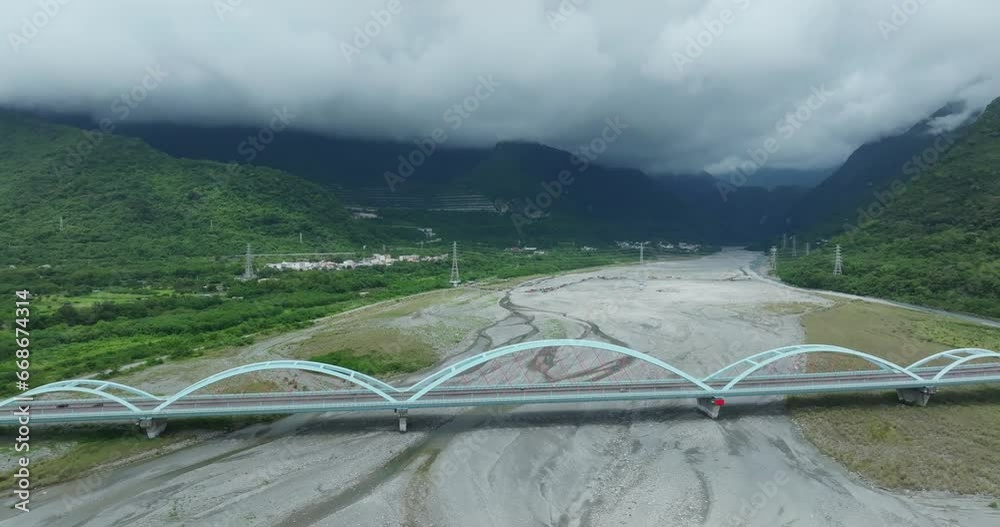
[788,301,1000,496]
[0,244,682,395]
[0,111,724,394]
[300,328,437,376]
[785,101,971,235]
[95,118,802,245]
[0,112,374,263]
[0,417,274,488]
[777,97,1000,318]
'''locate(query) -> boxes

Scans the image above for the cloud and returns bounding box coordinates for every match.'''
[2,0,998,174]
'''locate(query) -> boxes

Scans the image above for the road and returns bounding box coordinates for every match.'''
[11,363,1000,423]
[3,249,997,527]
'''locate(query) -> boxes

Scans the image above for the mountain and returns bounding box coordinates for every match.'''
[778,97,1000,318]
[654,174,807,242]
[28,116,806,245]
[786,102,977,235]
[0,111,369,263]
[712,167,832,189]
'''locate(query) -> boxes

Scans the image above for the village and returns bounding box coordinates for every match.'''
[264,253,448,272]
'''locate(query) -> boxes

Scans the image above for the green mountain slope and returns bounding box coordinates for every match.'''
[0,112,367,263]
[786,102,975,235]
[778,97,1000,317]
[42,117,805,245]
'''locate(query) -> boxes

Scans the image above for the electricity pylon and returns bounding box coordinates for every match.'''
[833,244,843,276]
[241,243,257,281]
[449,241,461,287]
[770,246,777,271]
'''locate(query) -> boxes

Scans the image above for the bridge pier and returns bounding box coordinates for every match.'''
[396,409,408,433]
[695,397,725,419]
[896,387,936,407]
[138,418,168,439]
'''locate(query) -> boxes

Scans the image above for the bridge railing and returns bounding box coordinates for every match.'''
[4,341,999,418]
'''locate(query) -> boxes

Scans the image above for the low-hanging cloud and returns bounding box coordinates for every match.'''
[2,0,999,174]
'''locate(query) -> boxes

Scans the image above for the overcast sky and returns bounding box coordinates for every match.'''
[2,0,999,174]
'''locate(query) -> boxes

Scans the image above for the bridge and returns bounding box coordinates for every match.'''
[3,340,1000,436]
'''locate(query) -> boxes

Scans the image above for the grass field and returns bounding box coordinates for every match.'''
[32,289,175,314]
[0,417,274,489]
[300,327,438,377]
[788,300,1000,496]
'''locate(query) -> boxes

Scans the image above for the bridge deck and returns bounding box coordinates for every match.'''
[6,363,1000,424]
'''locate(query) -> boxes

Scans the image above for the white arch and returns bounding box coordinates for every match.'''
[406,339,714,403]
[32,380,160,400]
[905,348,999,371]
[703,346,809,382]
[153,360,400,412]
[0,386,144,413]
[718,345,926,392]
[0,380,160,409]
[930,350,1000,381]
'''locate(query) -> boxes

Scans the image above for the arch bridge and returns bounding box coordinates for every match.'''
[3,340,999,435]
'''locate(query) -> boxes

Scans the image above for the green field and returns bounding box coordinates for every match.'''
[788,300,1000,496]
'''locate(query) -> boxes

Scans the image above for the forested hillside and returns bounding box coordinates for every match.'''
[786,102,975,235]
[39,115,810,245]
[0,111,367,263]
[778,98,1000,317]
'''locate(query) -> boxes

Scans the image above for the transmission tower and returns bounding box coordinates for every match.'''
[241,243,257,281]
[833,244,843,276]
[782,233,787,250]
[639,242,645,265]
[449,241,461,287]
[805,242,811,256]
[770,246,777,271]
[791,236,798,257]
